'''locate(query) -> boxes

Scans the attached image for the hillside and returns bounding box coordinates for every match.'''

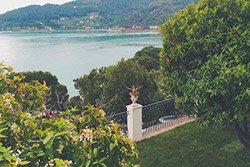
[0,0,198,31]
[138,122,250,167]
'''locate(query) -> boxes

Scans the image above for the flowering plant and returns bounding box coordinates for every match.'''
[0,63,138,166]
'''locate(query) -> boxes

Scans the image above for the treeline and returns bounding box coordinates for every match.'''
[73,46,163,114]
[21,46,164,114]
[0,0,199,30]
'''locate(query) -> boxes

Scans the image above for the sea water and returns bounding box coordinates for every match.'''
[0,31,162,95]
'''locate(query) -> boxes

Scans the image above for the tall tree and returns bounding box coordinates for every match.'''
[74,59,160,114]
[74,67,109,106]
[131,46,161,71]
[160,0,249,148]
[103,59,159,113]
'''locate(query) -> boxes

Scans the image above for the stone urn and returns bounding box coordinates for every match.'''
[129,90,139,104]
[127,85,141,105]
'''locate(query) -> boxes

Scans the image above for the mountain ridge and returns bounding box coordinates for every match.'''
[0,0,199,31]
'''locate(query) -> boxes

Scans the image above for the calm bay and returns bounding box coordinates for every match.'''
[0,31,162,95]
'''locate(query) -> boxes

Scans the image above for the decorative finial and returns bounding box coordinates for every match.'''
[126,85,141,105]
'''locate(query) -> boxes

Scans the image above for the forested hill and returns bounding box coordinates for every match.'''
[0,0,198,31]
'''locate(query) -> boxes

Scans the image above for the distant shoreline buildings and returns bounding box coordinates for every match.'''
[1,25,159,33]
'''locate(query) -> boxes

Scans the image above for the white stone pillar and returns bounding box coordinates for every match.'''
[127,103,142,141]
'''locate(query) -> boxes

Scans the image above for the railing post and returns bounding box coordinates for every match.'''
[126,103,142,141]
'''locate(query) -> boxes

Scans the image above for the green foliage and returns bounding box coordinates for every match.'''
[74,67,109,106]
[65,96,85,111]
[160,0,249,125]
[74,58,161,114]
[104,59,159,113]
[0,63,138,166]
[0,0,199,30]
[131,46,161,71]
[22,71,69,111]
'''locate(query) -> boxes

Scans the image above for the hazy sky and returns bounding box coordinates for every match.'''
[0,0,72,14]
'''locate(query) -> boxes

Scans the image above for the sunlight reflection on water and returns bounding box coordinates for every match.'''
[0,31,162,95]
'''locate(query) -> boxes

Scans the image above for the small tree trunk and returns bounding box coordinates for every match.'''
[234,122,250,150]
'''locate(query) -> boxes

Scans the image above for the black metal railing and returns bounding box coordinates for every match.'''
[107,98,189,137]
[142,98,183,135]
[108,111,128,134]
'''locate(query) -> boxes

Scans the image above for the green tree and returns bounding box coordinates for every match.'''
[104,59,159,113]
[65,96,85,111]
[74,67,109,106]
[75,59,160,114]
[131,46,161,71]
[160,0,249,148]
[23,71,69,111]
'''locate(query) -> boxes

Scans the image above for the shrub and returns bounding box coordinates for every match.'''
[0,63,138,166]
[160,0,249,148]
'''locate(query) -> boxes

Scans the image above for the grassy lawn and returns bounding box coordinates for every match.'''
[137,121,250,167]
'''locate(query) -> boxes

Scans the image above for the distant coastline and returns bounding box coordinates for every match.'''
[0,28,160,34]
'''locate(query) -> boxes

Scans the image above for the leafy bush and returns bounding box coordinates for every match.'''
[160,0,249,147]
[0,63,138,166]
